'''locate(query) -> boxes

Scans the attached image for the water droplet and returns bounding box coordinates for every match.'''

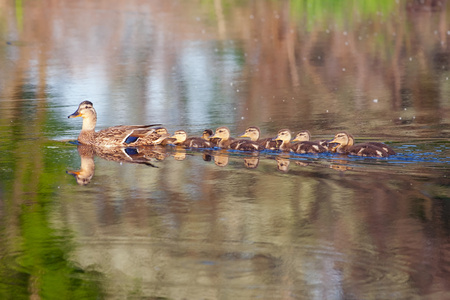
[241,116,245,120]
[342,68,346,71]
[409,57,413,61]
[236,89,239,92]
[373,99,378,103]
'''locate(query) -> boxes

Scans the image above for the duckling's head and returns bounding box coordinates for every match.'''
[202,129,214,140]
[330,132,352,146]
[212,127,231,141]
[154,127,169,136]
[240,126,260,142]
[292,130,311,142]
[275,129,292,143]
[171,130,187,143]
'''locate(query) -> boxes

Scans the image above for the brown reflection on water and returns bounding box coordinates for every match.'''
[59,147,450,299]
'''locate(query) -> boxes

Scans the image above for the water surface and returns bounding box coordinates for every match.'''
[1,0,449,299]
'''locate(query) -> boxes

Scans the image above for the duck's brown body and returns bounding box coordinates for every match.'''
[68,101,160,147]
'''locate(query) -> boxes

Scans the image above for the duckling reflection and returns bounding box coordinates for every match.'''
[214,151,229,167]
[276,156,290,172]
[244,156,260,169]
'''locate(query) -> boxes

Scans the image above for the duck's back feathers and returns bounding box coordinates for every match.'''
[290,141,328,154]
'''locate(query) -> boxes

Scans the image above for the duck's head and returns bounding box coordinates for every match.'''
[240,126,260,142]
[212,126,231,141]
[330,132,353,146]
[275,129,292,143]
[202,129,214,140]
[68,101,96,120]
[171,130,187,143]
[292,130,311,142]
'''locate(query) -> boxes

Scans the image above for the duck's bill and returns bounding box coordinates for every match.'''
[68,110,82,118]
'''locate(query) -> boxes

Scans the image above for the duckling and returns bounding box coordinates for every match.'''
[330,132,390,157]
[274,129,293,152]
[202,129,220,147]
[210,127,235,148]
[170,130,212,148]
[240,126,279,150]
[293,130,331,150]
[144,127,174,146]
[211,127,262,151]
[291,130,328,154]
[68,101,161,147]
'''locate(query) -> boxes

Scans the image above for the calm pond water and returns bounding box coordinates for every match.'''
[1,0,450,299]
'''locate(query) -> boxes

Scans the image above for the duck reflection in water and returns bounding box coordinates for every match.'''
[214,151,229,167]
[276,156,290,172]
[67,144,162,185]
[244,156,260,169]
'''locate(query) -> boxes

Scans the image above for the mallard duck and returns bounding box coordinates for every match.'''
[240,126,279,150]
[68,101,161,147]
[330,132,391,157]
[291,130,328,153]
[211,127,262,151]
[202,129,220,147]
[170,130,212,148]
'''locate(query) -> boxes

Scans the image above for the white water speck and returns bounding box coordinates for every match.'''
[233,107,237,110]
[343,31,348,36]
[241,116,245,120]
[409,57,413,61]
[404,108,407,111]
[373,99,378,103]
[399,117,402,120]
[236,89,239,92]
[342,68,346,71]
[230,82,234,86]
[345,42,349,46]
[326,110,329,113]
[447,30,450,35]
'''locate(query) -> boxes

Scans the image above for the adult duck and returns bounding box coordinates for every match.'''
[68,101,160,147]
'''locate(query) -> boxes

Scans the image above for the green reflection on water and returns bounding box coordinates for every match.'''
[0,90,103,298]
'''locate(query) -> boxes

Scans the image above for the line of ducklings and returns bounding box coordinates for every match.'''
[69,101,395,158]
[166,127,395,158]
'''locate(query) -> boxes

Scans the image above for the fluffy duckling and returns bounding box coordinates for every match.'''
[275,129,293,151]
[212,127,262,151]
[145,127,174,146]
[330,132,391,157]
[202,129,220,147]
[170,130,212,148]
[240,126,279,150]
[276,129,328,154]
[293,130,331,149]
[68,101,161,147]
[291,130,328,154]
